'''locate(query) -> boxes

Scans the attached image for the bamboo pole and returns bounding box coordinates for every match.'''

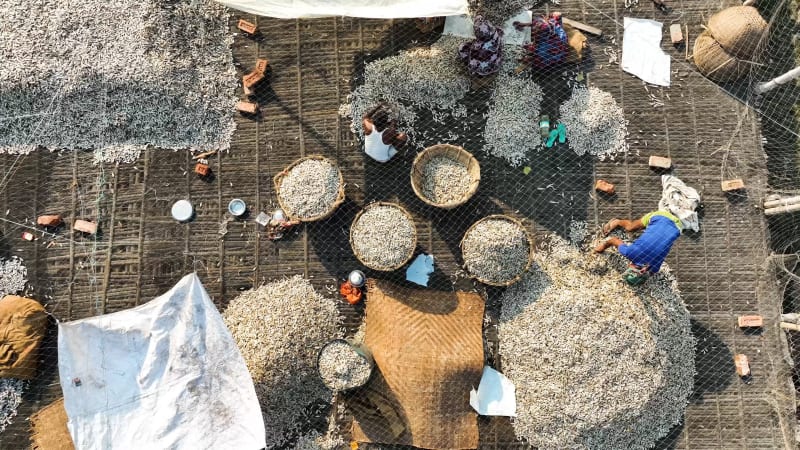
[765,202,800,216]
[780,322,800,331]
[755,65,800,94]
[763,195,800,209]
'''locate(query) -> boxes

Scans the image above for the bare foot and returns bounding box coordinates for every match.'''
[602,219,619,236]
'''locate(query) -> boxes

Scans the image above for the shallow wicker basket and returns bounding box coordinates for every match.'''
[693,30,747,82]
[273,155,345,222]
[350,202,418,271]
[410,144,481,209]
[707,6,768,60]
[459,214,534,287]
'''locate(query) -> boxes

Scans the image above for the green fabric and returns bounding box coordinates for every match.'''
[623,267,649,286]
[640,210,682,230]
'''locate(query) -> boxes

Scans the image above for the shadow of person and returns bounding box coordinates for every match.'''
[689,318,735,402]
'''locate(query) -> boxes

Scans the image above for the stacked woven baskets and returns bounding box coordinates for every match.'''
[693,6,768,82]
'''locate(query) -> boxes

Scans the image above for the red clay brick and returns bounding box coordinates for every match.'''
[236,101,259,114]
[237,19,257,35]
[734,354,750,377]
[738,315,763,328]
[37,214,62,227]
[721,179,745,192]
[648,155,672,169]
[73,219,97,235]
[195,163,211,176]
[670,24,684,45]
[243,71,264,89]
[255,58,269,74]
[594,179,615,194]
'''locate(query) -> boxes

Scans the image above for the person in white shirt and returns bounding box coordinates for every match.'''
[362,104,407,162]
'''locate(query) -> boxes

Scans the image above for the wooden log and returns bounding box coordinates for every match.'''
[237,19,258,35]
[763,195,800,209]
[669,24,684,45]
[764,202,800,216]
[562,18,602,36]
[721,179,745,192]
[737,315,763,328]
[648,155,672,169]
[781,322,800,331]
[734,354,750,376]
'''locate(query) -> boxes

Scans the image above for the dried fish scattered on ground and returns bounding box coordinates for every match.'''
[279,159,342,219]
[0,378,24,434]
[499,236,694,449]
[318,341,372,391]
[469,0,537,24]
[93,146,142,165]
[223,276,343,448]
[340,36,470,146]
[0,257,27,296]
[568,220,589,245]
[421,156,471,204]
[351,205,416,270]
[483,68,543,166]
[462,218,530,284]
[292,401,347,450]
[559,86,629,160]
[0,0,237,161]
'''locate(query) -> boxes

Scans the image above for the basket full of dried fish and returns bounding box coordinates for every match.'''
[317,339,374,392]
[274,155,345,222]
[460,215,533,286]
[350,202,417,271]
[411,144,480,209]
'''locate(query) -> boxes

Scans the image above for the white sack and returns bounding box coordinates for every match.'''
[58,273,266,450]
[216,0,468,18]
[659,174,701,232]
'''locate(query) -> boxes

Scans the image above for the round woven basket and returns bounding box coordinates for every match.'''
[273,155,345,222]
[459,214,534,287]
[350,202,418,271]
[410,144,481,209]
[693,30,747,82]
[707,6,768,60]
[317,338,374,392]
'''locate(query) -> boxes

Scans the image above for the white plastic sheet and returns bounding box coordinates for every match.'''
[621,17,671,86]
[216,0,469,19]
[469,366,516,416]
[58,273,266,450]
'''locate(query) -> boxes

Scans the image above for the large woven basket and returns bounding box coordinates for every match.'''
[410,144,481,209]
[707,6,768,60]
[693,30,747,82]
[459,214,534,287]
[273,155,345,222]
[350,202,418,271]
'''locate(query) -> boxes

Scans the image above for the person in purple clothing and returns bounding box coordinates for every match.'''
[593,211,683,285]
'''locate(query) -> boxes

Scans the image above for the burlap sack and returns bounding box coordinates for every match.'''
[693,30,747,82]
[0,295,47,380]
[707,6,768,60]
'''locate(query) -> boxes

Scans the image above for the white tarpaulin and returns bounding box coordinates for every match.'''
[216,0,469,18]
[58,273,266,450]
[621,17,671,86]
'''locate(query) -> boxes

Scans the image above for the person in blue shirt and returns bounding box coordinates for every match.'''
[593,211,683,285]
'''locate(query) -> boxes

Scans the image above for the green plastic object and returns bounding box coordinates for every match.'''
[539,115,550,138]
[523,166,532,175]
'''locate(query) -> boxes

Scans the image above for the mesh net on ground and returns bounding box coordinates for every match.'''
[0,0,799,449]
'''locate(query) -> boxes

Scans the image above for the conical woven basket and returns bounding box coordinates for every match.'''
[350,202,418,271]
[410,144,481,209]
[459,214,534,287]
[693,30,747,82]
[273,155,345,222]
[707,6,768,60]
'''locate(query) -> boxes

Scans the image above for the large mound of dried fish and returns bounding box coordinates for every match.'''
[499,237,694,449]
[0,257,27,296]
[279,159,342,219]
[483,68,543,167]
[351,205,416,270]
[223,276,343,448]
[318,341,372,391]
[0,0,237,161]
[559,86,629,160]
[462,218,530,284]
[340,36,470,146]
[0,378,24,434]
[421,156,472,204]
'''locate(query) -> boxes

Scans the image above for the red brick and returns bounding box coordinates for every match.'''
[721,179,745,192]
[195,163,211,176]
[648,155,672,169]
[255,58,269,74]
[738,315,763,328]
[73,219,97,235]
[236,101,259,114]
[237,19,257,35]
[734,354,750,376]
[243,71,264,89]
[669,24,684,45]
[594,179,615,194]
[37,214,62,227]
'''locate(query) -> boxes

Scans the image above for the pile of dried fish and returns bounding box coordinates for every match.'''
[0,0,237,161]
[499,236,694,449]
[461,218,530,284]
[0,257,27,296]
[340,36,470,146]
[318,341,372,391]
[0,378,24,434]
[421,156,471,204]
[292,401,347,450]
[223,276,343,448]
[483,67,543,167]
[351,205,416,270]
[559,86,629,160]
[279,159,342,219]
